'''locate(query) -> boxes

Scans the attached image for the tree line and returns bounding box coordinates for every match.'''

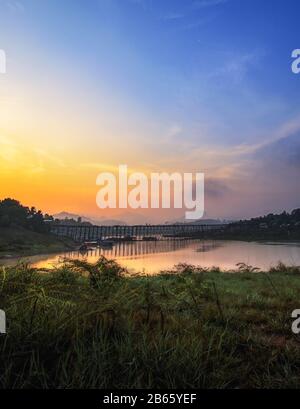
[0,198,51,233]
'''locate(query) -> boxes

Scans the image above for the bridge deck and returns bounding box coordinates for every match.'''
[50,224,226,241]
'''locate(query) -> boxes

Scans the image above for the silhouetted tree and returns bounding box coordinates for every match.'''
[0,198,49,232]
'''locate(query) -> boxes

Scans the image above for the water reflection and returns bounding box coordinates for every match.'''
[78,239,222,259]
[4,239,300,274]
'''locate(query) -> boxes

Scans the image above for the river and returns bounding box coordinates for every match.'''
[2,239,300,273]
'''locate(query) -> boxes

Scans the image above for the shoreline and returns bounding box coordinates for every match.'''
[0,243,77,261]
[0,226,77,260]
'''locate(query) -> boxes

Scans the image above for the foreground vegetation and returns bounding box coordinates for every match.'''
[1,257,300,389]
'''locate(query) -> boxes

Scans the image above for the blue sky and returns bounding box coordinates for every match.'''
[0,0,300,220]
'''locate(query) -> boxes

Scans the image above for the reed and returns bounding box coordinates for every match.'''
[0,258,300,388]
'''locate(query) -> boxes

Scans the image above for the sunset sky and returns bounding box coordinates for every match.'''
[0,0,300,222]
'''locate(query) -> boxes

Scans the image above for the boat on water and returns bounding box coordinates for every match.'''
[98,239,114,248]
[78,243,94,252]
[142,236,158,241]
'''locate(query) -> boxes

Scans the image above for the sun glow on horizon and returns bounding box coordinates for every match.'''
[0,0,300,221]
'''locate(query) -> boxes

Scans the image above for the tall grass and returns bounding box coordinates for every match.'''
[0,258,300,388]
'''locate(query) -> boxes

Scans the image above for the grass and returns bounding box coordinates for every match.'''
[0,226,76,258]
[1,257,300,389]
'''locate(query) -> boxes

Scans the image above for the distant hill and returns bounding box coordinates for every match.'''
[53,212,127,226]
[53,211,152,225]
[166,216,232,225]
[115,212,151,225]
[53,211,233,226]
[53,212,94,224]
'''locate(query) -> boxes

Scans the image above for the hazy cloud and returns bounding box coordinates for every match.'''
[160,13,185,21]
[0,0,24,13]
[210,51,262,83]
[193,0,228,8]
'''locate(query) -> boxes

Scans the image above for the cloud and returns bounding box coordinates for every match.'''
[127,0,150,10]
[205,178,232,198]
[79,163,121,172]
[0,134,65,175]
[233,117,300,156]
[153,114,300,194]
[0,0,24,13]
[182,15,215,30]
[161,124,183,143]
[160,13,185,21]
[193,0,228,8]
[187,116,300,166]
[209,51,262,83]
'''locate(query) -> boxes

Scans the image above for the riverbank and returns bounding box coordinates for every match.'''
[0,226,77,259]
[1,258,300,388]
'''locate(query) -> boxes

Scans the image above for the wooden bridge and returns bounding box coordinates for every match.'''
[50,223,226,242]
[67,239,222,258]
